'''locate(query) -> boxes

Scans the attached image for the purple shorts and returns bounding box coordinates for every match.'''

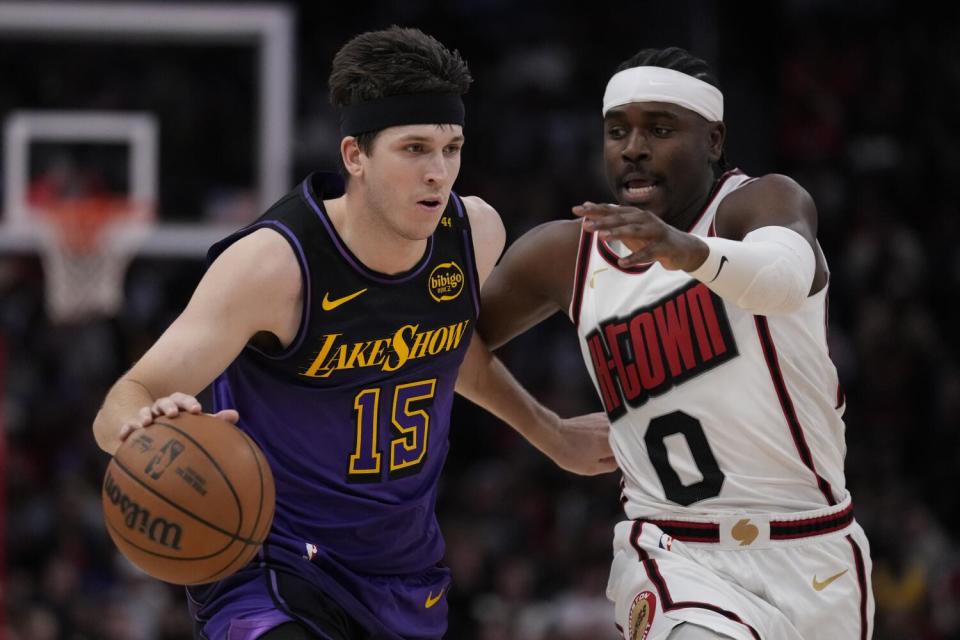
[187,544,450,640]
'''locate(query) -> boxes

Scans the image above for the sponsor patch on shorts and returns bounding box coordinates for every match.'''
[628,590,656,639]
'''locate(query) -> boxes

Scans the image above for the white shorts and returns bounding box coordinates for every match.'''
[606,497,874,640]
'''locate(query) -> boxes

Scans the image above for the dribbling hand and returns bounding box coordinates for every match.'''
[118,392,240,443]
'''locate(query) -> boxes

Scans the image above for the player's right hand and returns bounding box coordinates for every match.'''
[574,202,709,271]
[117,392,240,443]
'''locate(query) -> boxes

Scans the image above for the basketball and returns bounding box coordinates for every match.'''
[101,413,275,585]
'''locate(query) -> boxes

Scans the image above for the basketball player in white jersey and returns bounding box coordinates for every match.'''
[477,47,874,639]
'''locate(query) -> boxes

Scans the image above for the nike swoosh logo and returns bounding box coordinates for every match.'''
[812,569,848,591]
[709,256,729,283]
[425,586,445,609]
[321,288,367,311]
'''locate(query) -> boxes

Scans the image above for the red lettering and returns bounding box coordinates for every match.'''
[629,312,666,389]
[687,285,714,359]
[654,297,697,376]
[588,334,621,413]
[605,321,641,401]
[687,284,727,358]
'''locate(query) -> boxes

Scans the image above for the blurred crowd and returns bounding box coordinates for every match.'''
[3,2,959,639]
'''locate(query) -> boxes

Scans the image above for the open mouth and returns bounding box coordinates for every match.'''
[417,198,444,211]
[620,176,660,204]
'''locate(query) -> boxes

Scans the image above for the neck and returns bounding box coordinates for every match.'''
[666,173,719,232]
[324,188,428,275]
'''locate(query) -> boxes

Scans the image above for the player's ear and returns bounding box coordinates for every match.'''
[341,136,364,177]
[706,122,725,164]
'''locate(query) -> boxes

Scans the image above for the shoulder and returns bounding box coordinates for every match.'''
[499,218,583,304]
[460,195,505,244]
[459,195,506,284]
[522,217,582,243]
[717,173,817,239]
[733,173,811,199]
[508,218,583,258]
[722,173,815,211]
[209,228,302,300]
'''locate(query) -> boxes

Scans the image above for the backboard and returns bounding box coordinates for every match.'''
[0,1,295,258]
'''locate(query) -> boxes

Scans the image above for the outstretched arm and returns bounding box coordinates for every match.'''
[456,205,614,474]
[456,333,615,475]
[575,174,827,314]
[477,219,582,348]
[92,229,302,454]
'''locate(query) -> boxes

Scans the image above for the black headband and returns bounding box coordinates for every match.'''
[339,93,465,137]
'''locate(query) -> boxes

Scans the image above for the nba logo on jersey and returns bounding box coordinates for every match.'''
[658,533,674,551]
[304,542,318,561]
[627,590,656,639]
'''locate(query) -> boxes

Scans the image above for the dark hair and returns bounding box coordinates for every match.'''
[329,26,472,174]
[614,47,728,172]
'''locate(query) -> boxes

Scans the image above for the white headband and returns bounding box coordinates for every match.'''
[602,66,723,121]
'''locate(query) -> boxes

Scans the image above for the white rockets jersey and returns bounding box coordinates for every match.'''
[571,170,849,519]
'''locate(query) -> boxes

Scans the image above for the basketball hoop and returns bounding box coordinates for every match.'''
[34,196,153,323]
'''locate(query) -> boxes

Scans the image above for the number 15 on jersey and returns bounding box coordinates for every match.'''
[347,378,437,482]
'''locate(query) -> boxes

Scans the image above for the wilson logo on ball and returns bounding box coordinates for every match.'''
[145,438,185,480]
[103,470,184,550]
[428,262,465,302]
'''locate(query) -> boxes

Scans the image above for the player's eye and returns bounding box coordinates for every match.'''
[606,126,627,139]
[652,126,673,138]
[405,143,425,153]
[443,144,461,155]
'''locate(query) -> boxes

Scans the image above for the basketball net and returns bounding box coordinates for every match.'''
[34,196,153,324]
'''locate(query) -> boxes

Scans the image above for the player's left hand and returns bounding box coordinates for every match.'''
[573,202,708,271]
[550,412,618,476]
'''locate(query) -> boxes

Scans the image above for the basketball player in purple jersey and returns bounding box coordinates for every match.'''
[478,48,873,639]
[93,28,614,640]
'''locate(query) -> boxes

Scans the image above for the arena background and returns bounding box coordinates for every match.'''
[2,1,958,638]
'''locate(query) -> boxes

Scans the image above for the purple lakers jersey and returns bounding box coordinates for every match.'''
[192,172,479,639]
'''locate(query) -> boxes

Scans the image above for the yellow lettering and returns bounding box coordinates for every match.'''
[302,334,342,377]
[303,321,471,378]
[411,329,433,360]
[320,344,350,377]
[384,325,416,372]
[428,327,449,355]
[344,341,369,370]
[446,320,469,350]
[367,337,389,368]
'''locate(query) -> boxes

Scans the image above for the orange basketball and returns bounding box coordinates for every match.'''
[101,413,275,585]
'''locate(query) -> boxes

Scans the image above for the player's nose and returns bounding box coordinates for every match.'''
[621,130,651,163]
[423,151,450,184]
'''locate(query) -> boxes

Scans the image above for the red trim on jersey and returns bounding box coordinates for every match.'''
[709,175,761,239]
[754,315,837,505]
[642,519,720,543]
[596,170,745,274]
[642,503,853,543]
[597,237,654,273]
[629,522,762,639]
[770,503,853,539]
[683,169,744,235]
[570,229,594,328]
[847,534,868,640]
